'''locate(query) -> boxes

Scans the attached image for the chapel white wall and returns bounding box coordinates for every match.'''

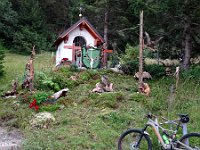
[56,26,95,66]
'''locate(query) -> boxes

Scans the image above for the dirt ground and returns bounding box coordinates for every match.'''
[0,126,23,149]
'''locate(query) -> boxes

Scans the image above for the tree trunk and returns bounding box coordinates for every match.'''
[138,11,144,87]
[104,10,108,47]
[182,22,192,70]
[103,8,108,67]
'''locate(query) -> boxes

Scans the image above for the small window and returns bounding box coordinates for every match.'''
[73,36,86,47]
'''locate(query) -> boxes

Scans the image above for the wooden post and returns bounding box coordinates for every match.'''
[138,11,144,89]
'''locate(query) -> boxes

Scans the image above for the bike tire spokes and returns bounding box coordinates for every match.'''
[121,132,149,150]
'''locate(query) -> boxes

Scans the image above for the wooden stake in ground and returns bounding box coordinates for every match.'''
[22,46,35,91]
[138,10,144,90]
[174,66,180,90]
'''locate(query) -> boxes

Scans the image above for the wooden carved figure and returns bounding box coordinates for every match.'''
[139,82,151,96]
[22,46,35,91]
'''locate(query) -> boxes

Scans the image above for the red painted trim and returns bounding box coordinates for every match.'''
[63,44,82,63]
[101,49,113,67]
[103,49,113,53]
[64,35,68,43]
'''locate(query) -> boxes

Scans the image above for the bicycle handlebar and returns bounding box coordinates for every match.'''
[145,113,190,124]
[177,114,189,123]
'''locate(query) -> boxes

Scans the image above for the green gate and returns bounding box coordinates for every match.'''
[82,47,101,69]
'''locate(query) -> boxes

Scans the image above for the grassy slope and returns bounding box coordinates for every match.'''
[0,52,199,150]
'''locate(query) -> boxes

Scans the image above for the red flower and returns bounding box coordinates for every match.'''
[34,105,39,111]
[29,103,34,108]
[29,99,37,109]
[62,58,68,61]
[32,99,37,105]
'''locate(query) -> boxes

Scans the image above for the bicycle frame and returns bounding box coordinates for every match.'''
[143,118,194,150]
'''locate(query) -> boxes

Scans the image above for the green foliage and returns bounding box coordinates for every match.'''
[92,92,124,108]
[78,71,92,83]
[100,111,132,130]
[2,0,55,54]
[0,0,18,40]
[0,42,5,76]
[1,52,200,149]
[52,73,78,90]
[35,71,60,92]
[120,44,139,75]
[181,65,200,80]
[121,44,139,62]
[33,91,50,105]
[0,0,199,69]
[13,27,51,54]
[121,60,139,75]
[18,92,34,104]
[40,104,61,112]
[145,64,166,78]
[70,63,79,72]
[128,93,147,102]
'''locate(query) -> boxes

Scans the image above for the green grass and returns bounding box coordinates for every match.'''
[0,52,200,149]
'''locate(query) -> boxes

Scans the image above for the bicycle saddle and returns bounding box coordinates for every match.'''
[177,114,189,123]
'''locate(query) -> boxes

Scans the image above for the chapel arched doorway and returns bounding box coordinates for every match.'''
[73,36,86,67]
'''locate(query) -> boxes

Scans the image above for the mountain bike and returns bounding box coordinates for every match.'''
[118,113,200,150]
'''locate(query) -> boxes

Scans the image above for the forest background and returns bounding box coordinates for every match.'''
[0,0,200,75]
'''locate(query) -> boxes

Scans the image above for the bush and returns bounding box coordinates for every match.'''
[43,68,78,90]
[34,71,60,92]
[33,91,51,104]
[145,64,166,78]
[121,60,138,75]
[52,74,78,89]
[181,65,200,80]
[120,44,141,75]
[0,48,4,76]
[70,63,79,72]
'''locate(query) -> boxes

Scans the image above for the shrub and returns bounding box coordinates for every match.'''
[33,91,50,104]
[52,75,78,89]
[145,64,166,78]
[51,68,78,89]
[121,44,139,62]
[34,71,60,92]
[181,65,200,80]
[121,60,138,75]
[0,42,5,76]
[70,63,79,72]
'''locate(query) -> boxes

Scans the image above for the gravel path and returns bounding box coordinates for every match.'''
[0,126,23,150]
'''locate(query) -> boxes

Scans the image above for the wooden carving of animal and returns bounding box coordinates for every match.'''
[134,71,152,80]
[144,32,163,51]
[92,75,113,93]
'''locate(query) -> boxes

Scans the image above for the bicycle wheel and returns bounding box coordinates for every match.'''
[118,129,152,150]
[177,132,200,149]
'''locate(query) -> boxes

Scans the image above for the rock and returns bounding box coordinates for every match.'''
[30,112,55,128]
